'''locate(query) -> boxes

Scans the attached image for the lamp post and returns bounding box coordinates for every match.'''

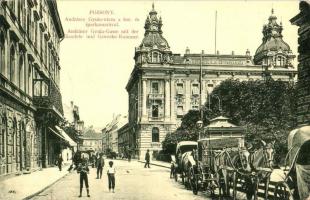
[196,120,203,140]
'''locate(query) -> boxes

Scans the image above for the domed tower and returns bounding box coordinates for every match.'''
[134,4,172,66]
[254,9,295,68]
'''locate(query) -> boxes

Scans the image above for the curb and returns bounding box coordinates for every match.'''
[23,170,70,200]
[138,160,170,169]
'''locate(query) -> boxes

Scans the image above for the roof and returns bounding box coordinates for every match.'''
[80,126,103,139]
[288,126,310,165]
[207,116,237,128]
[139,4,170,50]
[254,9,291,61]
[176,141,197,151]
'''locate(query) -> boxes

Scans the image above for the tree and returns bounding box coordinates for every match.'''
[162,79,297,164]
[162,110,200,154]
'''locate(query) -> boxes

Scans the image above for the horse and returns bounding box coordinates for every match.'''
[180,151,196,188]
[245,140,275,200]
[214,147,252,199]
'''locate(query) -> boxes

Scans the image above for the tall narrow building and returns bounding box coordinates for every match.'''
[0,0,69,176]
[291,1,310,125]
[125,5,297,160]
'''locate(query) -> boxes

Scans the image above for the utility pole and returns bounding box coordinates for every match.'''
[200,50,204,121]
[215,10,217,54]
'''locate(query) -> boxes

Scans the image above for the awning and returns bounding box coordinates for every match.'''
[55,126,77,147]
[48,127,66,140]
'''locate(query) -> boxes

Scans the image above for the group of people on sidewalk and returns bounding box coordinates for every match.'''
[67,151,117,198]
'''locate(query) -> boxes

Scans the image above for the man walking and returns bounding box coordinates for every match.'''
[144,149,150,168]
[96,153,105,179]
[57,154,63,171]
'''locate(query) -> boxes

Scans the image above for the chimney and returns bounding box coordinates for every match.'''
[232,51,235,55]
[246,49,250,56]
[185,47,190,54]
[217,50,220,55]
[201,50,205,54]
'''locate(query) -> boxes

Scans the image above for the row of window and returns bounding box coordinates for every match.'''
[265,55,287,67]
[0,118,37,162]
[0,32,50,97]
[150,81,214,95]
[84,140,102,146]
[0,34,33,95]
[6,0,61,86]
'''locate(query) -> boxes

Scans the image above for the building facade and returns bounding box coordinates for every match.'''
[79,127,103,152]
[63,101,84,131]
[103,114,128,153]
[125,5,297,160]
[291,1,310,126]
[0,0,66,176]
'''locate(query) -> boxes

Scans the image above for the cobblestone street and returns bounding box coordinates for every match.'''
[32,160,212,200]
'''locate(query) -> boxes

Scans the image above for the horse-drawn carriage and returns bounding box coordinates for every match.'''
[274,126,310,200]
[172,141,197,186]
[189,136,246,196]
[182,116,275,199]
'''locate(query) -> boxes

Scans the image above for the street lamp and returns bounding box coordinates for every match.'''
[196,120,203,139]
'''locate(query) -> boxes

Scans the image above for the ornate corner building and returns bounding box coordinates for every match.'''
[291,1,310,126]
[126,5,297,159]
[125,5,298,160]
[0,0,66,176]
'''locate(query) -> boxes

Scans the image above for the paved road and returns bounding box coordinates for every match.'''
[32,159,218,200]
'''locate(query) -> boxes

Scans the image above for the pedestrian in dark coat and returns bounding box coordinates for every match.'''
[144,149,150,168]
[57,154,63,171]
[77,157,90,197]
[96,153,105,179]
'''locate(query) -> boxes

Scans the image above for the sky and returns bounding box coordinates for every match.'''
[57,0,299,130]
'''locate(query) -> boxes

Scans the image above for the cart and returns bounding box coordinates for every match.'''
[274,126,310,200]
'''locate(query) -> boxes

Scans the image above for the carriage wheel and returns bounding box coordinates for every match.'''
[190,168,199,195]
[274,182,294,200]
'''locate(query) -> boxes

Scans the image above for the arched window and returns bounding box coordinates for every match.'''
[152,127,159,142]
[275,55,286,67]
[9,46,16,83]
[152,52,160,63]
[18,55,24,90]
[0,32,5,75]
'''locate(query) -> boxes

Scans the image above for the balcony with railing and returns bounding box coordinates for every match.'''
[33,80,63,119]
[148,93,164,100]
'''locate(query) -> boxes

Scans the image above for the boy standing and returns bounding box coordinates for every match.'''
[107,161,116,193]
[77,157,90,197]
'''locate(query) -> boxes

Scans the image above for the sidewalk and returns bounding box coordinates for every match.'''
[0,165,70,200]
[138,160,171,169]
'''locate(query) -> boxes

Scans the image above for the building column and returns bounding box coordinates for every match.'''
[165,79,170,121]
[170,79,175,120]
[142,79,147,120]
[201,80,206,105]
[185,80,191,112]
